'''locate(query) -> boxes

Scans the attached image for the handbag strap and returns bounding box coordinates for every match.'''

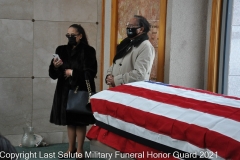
[73,74,92,103]
[72,47,92,103]
[85,79,92,103]
[81,48,92,103]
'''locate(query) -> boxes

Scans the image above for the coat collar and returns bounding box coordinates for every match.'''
[66,42,84,57]
[113,33,149,63]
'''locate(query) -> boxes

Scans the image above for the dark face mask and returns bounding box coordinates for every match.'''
[126,27,140,38]
[67,36,77,46]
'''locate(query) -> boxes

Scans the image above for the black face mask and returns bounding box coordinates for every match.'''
[67,36,77,46]
[126,27,140,38]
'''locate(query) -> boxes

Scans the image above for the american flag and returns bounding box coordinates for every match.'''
[87,81,240,160]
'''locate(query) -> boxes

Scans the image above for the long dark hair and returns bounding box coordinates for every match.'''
[69,24,89,45]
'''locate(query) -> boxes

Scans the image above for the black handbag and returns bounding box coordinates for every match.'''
[66,75,95,114]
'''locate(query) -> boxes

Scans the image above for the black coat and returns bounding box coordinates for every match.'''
[49,42,97,125]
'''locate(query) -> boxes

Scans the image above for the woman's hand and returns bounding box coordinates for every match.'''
[53,58,63,68]
[106,74,115,87]
[64,69,73,79]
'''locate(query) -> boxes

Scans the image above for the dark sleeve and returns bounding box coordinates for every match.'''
[72,47,97,79]
[83,46,98,80]
[48,46,64,80]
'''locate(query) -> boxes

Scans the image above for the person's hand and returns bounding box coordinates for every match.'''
[106,74,115,87]
[64,69,72,79]
[53,58,63,68]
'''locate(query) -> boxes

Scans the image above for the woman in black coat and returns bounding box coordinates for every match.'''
[49,24,97,157]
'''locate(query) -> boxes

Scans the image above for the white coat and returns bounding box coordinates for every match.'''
[107,40,155,86]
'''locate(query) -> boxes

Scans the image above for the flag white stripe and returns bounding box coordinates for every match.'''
[126,81,240,109]
[91,90,240,142]
[94,113,223,160]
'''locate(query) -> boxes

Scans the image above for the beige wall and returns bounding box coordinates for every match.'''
[0,0,102,145]
[165,0,211,89]
[228,0,240,97]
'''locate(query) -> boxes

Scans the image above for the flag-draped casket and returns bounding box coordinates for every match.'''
[86,81,240,160]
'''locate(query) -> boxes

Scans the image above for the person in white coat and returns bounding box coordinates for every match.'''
[106,15,155,87]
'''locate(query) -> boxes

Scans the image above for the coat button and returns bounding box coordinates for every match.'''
[119,64,122,66]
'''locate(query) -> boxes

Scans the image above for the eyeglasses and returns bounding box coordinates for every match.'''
[65,33,79,38]
[126,22,140,28]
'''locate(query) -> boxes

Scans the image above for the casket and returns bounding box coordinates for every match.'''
[86,81,240,160]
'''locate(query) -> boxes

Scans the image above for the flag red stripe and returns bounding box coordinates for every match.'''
[170,84,240,100]
[91,99,240,159]
[145,81,240,100]
[108,85,240,122]
[86,125,178,160]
